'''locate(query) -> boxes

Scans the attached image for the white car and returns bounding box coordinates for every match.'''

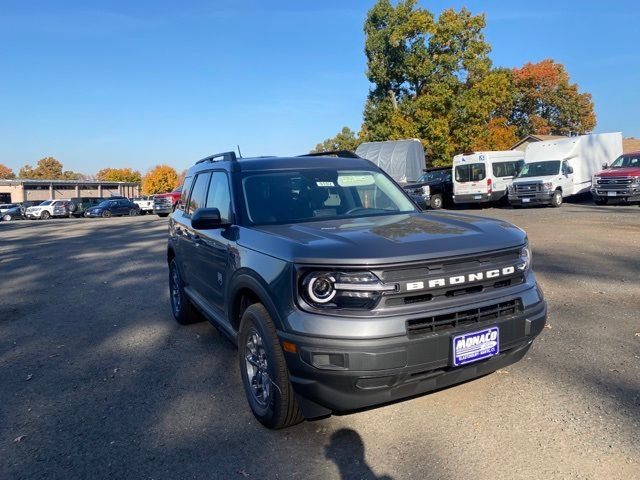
[133,196,154,215]
[25,199,71,219]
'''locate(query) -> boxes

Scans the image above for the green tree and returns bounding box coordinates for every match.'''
[96,167,142,183]
[0,163,16,179]
[362,1,504,165]
[142,165,179,195]
[510,59,596,137]
[311,127,362,153]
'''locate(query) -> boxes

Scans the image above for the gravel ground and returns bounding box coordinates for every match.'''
[1,203,639,480]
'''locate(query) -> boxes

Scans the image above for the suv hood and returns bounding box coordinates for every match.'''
[239,212,526,265]
[598,167,640,177]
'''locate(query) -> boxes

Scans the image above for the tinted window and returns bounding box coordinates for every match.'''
[610,154,640,168]
[187,172,211,215]
[455,164,486,182]
[492,160,524,178]
[178,176,193,211]
[205,172,232,223]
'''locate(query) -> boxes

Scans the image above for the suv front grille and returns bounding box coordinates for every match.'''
[406,299,522,337]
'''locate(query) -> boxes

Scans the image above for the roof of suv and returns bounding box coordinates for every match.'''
[189,155,376,174]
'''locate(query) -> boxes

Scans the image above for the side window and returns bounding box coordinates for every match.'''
[187,172,211,215]
[205,172,231,223]
[177,176,194,211]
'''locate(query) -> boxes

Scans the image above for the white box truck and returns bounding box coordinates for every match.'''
[452,151,525,204]
[508,133,623,207]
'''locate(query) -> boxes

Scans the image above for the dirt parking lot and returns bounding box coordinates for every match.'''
[1,203,639,480]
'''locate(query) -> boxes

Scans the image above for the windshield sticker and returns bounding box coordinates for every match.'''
[316,181,335,187]
[337,174,375,187]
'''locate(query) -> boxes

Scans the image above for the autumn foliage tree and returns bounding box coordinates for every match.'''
[142,165,179,195]
[311,127,362,153]
[0,163,16,179]
[96,167,142,183]
[18,157,83,180]
[509,59,596,138]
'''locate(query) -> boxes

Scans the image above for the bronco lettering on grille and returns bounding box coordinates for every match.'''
[404,266,516,291]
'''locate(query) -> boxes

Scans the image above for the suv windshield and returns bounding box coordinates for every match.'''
[609,154,640,169]
[40,201,52,206]
[242,169,415,225]
[417,170,451,183]
[518,161,561,178]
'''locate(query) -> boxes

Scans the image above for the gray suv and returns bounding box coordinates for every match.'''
[167,151,547,429]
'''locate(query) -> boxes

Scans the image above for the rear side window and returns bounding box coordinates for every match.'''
[178,176,194,211]
[186,172,211,215]
[205,172,232,223]
[492,160,524,178]
[455,164,486,182]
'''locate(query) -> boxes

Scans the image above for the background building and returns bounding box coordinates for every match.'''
[0,179,140,203]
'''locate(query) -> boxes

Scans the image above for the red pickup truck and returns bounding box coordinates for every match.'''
[591,151,640,205]
[152,187,182,217]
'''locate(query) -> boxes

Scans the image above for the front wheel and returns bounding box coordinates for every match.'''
[550,190,563,208]
[102,210,112,218]
[157,213,169,218]
[429,194,443,210]
[238,304,304,429]
[594,197,608,206]
[40,211,51,220]
[2,214,11,221]
[168,258,201,324]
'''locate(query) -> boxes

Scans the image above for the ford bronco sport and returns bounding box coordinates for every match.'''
[167,151,547,429]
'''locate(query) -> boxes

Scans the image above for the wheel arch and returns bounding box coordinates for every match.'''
[228,270,286,334]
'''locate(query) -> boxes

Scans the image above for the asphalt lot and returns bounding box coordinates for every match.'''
[1,203,639,480]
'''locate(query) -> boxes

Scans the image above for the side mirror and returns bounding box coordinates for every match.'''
[602,163,609,170]
[191,207,227,230]
[567,166,574,174]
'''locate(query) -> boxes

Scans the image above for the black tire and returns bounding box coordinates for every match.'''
[157,213,169,218]
[129,209,138,216]
[550,190,563,208]
[2,214,11,221]
[168,258,201,325]
[40,211,51,220]
[238,304,304,429]
[594,197,608,206]
[68,203,77,213]
[102,210,111,218]
[429,194,443,210]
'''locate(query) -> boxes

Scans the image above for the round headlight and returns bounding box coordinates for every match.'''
[306,274,336,304]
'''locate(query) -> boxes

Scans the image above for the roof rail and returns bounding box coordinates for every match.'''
[298,150,361,159]
[195,151,237,164]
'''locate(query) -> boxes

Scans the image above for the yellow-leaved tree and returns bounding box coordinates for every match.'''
[142,165,179,195]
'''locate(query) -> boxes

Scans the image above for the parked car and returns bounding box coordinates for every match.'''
[133,196,154,214]
[509,133,623,207]
[453,151,524,205]
[67,197,103,217]
[24,199,72,219]
[403,166,454,209]
[153,188,182,217]
[591,151,640,205]
[167,150,546,429]
[0,203,20,215]
[84,199,140,218]
[1,205,25,221]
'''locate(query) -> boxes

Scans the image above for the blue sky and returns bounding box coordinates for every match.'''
[1,0,638,175]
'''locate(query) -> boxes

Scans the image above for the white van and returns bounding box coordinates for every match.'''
[452,151,524,204]
[508,133,623,207]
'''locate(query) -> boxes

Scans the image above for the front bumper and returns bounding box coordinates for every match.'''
[591,188,640,201]
[453,191,506,204]
[153,205,173,214]
[279,297,547,417]
[508,192,553,206]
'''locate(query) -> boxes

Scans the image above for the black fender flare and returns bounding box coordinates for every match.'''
[228,269,286,333]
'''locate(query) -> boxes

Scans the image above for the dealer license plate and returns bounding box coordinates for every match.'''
[522,198,530,203]
[452,327,499,367]
[607,192,617,197]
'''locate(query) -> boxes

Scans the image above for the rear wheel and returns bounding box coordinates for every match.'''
[168,258,201,324]
[129,208,138,216]
[238,304,304,429]
[429,194,443,210]
[550,190,563,208]
[40,211,51,220]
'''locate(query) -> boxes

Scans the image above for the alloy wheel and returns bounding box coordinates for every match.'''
[244,330,271,407]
